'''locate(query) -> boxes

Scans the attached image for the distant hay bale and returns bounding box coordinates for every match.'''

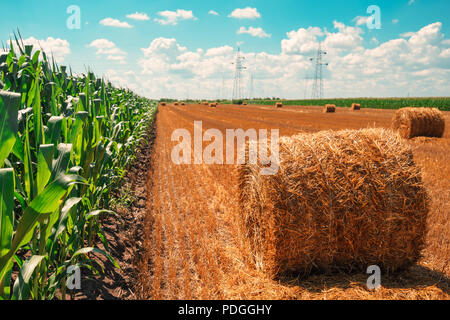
[174,102,179,106]
[159,102,166,107]
[392,107,445,139]
[209,103,217,108]
[275,102,283,108]
[351,103,361,111]
[243,102,247,105]
[238,128,429,277]
[181,102,186,106]
[203,102,209,106]
[323,104,336,113]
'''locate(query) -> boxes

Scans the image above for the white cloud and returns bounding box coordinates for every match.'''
[100,18,133,28]
[11,37,71,63]
[205,46,234,57]
[392,19,399,24]
[126,12,150,21]
[409,0,415,5]
[440,48,450,58]
[208,10,219,16]
[323,21,364,50]
[103,21,450,99]
[282,27,323,54]
[442,39,450,45]
[89,39,127,64]
[353,16,372,26]
[238,27,271,38]
[228,7,261,19]
[155,10,196,25]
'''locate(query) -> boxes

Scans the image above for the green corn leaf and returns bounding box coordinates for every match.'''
[71,247,119,269]
[31,68,44,147]
[45,116,63,148]
[50,143,72,181]
[36,144,54,194]
[0,91,20,168]
[0,168,14,299]
[12,255,45,300]
[0,174,86,285]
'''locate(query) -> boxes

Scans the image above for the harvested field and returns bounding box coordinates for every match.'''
[136,103,450,300]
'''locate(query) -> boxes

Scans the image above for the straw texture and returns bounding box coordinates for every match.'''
[239,128,429,277]
[392,107,445,139]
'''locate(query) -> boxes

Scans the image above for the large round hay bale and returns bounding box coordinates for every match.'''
[323,104,336,113]
[159,102,166,107]
[174,102,179,106]
[392,107,445,139]
[351,103,361,111]
[239,128,429,277]
[209,102,217,108]
[275,102,283,108]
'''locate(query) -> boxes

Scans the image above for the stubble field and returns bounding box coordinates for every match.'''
[135,103,450,300]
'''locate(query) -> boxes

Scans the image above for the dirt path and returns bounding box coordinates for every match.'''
[137,104,450,300]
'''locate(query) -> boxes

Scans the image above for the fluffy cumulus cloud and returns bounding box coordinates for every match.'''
[89,39,127,64]
[208,10,219,16]
[103,21,450,99]
[126,12,150,21]
[7,37,71,63]
[238,27,271,38]
[228,7,261,19]
[100,18,133,28]
[155,10,196,25]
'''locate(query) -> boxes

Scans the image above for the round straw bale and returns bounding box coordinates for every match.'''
[159,102,166,107]
[238,128,429,277]
[275,102,283,108]
[324,104,336,113]
[392,107,445,139]
[209,102,217,108]
[174,102,179,106]
[351,103,361,111]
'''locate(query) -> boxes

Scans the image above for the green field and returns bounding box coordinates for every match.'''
[242,98,450,111]
[0,37,157,300]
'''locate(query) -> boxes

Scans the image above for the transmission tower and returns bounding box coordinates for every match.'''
[310,43,328,99]
[232,47,246,100]
[248,73,254,99]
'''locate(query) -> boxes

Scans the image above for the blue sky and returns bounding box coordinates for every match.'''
[1,0,450,98]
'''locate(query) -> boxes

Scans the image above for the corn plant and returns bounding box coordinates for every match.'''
[0,34,157,300]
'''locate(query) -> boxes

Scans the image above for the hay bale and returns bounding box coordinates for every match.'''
[392,107,445,139]
[275,102,283,108]
[174,102,179,106]
[209,103,217,108]
[181,102,186,106]
[351,103,361,111]
[323,104,336,113]
[239,128,429,277]
[203,102,209,106]
[159,102,166,107]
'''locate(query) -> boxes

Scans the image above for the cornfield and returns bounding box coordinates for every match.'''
[244,98,450,111]
[0,36,157,300]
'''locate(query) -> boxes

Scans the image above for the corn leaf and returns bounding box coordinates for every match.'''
[0,91,20,168]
